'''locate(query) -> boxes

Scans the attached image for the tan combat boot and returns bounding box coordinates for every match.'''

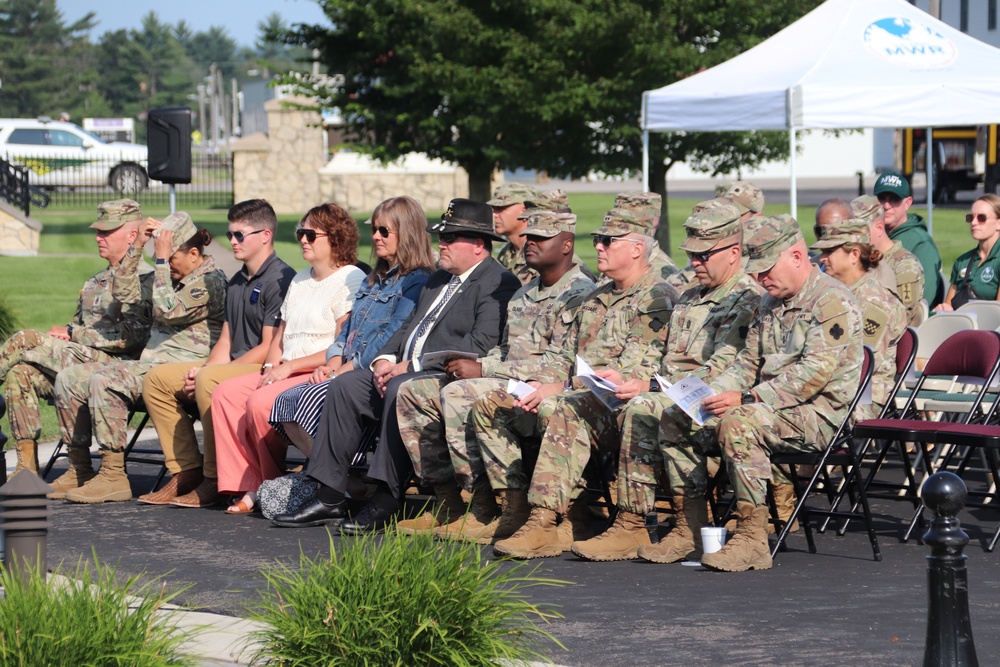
[556,498,597,551]
[64,450,132,504]
[397,483,466,535]
[701,501,772,572]
[638,494,708,563]
[13,439,38,475]
[493,506,562,559]
[137,467,205,505]
[434,477,501,543]
[772,482,800,533]
[492,487,530,542]
[47,446,97,499]
[571,510,651,561]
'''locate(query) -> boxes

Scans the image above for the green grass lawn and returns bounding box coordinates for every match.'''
[0,194,977,442]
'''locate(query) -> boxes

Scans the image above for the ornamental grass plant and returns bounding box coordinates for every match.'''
[0,557,200,667]
[245,531,567,667]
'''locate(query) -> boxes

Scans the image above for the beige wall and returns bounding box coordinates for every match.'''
[0,203,40,256]
[320,168,470,214]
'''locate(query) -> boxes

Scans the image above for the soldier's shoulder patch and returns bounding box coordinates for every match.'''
[176,284,210,309]
[862,304,889,346]
[815,289,851,323]
[823,314,850,346]
[739,324,749,339]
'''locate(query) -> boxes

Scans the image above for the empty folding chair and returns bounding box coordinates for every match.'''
[957,300,1000,331]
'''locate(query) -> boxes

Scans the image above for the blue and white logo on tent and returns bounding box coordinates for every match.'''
[863,17,957,68]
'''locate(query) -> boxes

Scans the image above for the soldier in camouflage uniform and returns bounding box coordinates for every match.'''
[816,198,898,295]
[474,208,677,559]
[614,192,680,284]
[0,200,154,475]
[571,205,764,561]
[51,212,227,503]
[853,195,925,327]
[488,183,540,284]
[813,217,906,420]
[658,215,862,571]
[394,210,595,541]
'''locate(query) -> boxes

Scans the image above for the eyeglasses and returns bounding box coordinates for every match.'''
[592,235,644,248]
[226,229,266,243]
[967,213,991,223]
[438,232,474,244]
[685,244,738,263]
[295,228,329,243]
[372,226,395,238]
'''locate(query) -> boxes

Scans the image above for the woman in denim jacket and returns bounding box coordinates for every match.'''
[248,197,436,511]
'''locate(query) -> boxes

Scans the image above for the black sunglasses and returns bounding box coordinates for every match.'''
[591,235,643,248]
[295,228,329,243]
[372,226,394,238]
[967,213,990,223]
[225,229,266,243]
[438,232,474,244]
[685,244,738,263]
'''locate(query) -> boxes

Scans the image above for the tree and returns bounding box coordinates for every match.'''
[181,24,241,81]
[0,0,97,118]
[279,0,821,202]
[253,12,312,78]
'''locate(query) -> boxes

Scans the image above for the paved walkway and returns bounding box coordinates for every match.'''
[24,431,1000,667]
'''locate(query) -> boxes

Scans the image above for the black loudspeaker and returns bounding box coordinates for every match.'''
[147,107,192,184]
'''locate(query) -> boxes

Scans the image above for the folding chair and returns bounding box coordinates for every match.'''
[957,300,1000,331]
[854,330,1000,543]
[769,346,880,560]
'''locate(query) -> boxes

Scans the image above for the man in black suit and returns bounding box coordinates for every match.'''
[273,199,520,531]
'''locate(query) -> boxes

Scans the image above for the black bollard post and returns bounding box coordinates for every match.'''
[857,171,865,197]
[0,470,53,578]
[0,395,7,484]
[922,471,978,667]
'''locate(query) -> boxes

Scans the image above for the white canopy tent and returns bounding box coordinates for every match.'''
[641,0,1000,223]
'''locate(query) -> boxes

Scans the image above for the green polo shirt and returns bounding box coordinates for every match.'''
[950,240,1000,301]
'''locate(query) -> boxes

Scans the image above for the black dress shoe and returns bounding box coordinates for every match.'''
[272,498,348,528]
[339,501,397,535]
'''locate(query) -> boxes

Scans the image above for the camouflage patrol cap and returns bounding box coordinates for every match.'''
[679,205,743,253]
[614,192,661,219]
[809,217,871,250]
[850,195,883,223]
[714,182,735,197]
[722,182,765,214]
[90,199,142,230]
[517,189,571,219]
[520,210,577,238]
[154,211,198,254]
[745,214,805,273]
[594,207,654,237]
[487,183,539,207]
[692,197,737,213]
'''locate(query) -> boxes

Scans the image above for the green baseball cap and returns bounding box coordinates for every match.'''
[520,210,577,238]
[873,170,911,198]
[90,199,142,231]
[744,214,805,274]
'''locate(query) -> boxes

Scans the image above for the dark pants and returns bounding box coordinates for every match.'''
[306,367,441,499]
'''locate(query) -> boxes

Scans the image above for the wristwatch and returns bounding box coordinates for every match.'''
[155,258,168,265]
[649,377,661,393]
[741,391,756,405]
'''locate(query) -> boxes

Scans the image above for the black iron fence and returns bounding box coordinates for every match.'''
[0,151,233,211]
[0,158,50,216]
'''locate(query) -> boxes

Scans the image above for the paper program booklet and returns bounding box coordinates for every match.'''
[662,374,716,426]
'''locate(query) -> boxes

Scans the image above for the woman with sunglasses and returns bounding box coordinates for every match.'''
[225,196,435,515]
[202,202,366,512]
[811,217,906,420]
[936,194,1000,311]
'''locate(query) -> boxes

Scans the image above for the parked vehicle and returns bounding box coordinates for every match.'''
[0,118,149,194]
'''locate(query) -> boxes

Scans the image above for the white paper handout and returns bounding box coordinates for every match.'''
[664,375,717,426]
[506,379,537,401]
[575,355,623,410]
[420,349,478,368]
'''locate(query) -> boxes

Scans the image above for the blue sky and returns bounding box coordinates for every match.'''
[57,0,330,47]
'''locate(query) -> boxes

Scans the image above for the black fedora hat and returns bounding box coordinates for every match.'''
[427,198,505,241]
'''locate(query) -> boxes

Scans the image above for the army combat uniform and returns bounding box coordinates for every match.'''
[0,200,153,450]
[52,212,227,503]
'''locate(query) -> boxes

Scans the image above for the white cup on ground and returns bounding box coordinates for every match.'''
[701,526,727,554]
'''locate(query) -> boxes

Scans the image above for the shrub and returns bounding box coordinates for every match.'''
[246,531,567,666]
[0,292,16,343]
[0,556,200,667]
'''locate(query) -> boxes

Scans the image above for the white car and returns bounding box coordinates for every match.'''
[0,118,149,194]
